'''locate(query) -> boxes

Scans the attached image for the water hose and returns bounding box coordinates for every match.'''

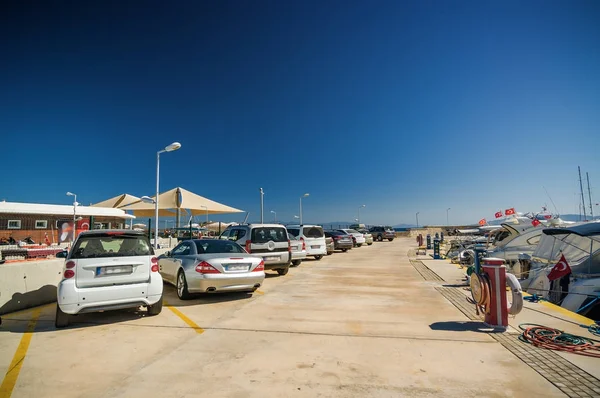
[519,323,600,358]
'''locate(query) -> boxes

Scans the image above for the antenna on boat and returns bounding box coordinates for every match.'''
[586,172,594,220]
[578,166,587,221]
[542,186,560,217]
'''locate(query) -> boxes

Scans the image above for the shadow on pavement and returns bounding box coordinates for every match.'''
[163,285,255,306]
[429,321,503,333]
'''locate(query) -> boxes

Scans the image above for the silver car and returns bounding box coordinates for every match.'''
[288,233,307,266]
[158,239,265,300]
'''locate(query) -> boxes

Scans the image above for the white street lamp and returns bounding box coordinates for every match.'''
[155,142,181,249]
[66,192,77,243]
[270,210,277,223]
[357,204,366,223]
[299,193,309,225]
[446,208,451,226]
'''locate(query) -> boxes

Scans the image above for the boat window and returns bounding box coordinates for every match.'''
[527,235,541,245]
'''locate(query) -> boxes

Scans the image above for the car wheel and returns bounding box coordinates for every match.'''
[292,260,302,266]
[341,248,348,252]
[357,244,362,247]
[368,243,373,246]
[277,268,289,276]
[147,295,163,316]
[388,238,394,241]
[314,255,323,260]
[377,235,383,242]
[177,270,191,300]
[55,305,70,328]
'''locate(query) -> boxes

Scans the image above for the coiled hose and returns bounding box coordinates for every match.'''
[519,323,600,358]
[588,323,600,338]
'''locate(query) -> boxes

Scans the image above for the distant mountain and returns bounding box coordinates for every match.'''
[393,223,417,228]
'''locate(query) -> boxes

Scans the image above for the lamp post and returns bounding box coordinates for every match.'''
[154,141,181,249]
[416,212,420,228]
[357,204,366,223]
[259,188,264,223]
[270,210,277,223]
[299,193,309,225]
[66,192,77,243]
[446,208,451,226]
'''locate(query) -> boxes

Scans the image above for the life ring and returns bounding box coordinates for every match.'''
[506,273,523,315]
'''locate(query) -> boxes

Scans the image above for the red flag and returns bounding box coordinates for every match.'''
[478,218,486,226]
[547,254,571,281]
[44,232,51,246]
[544,214,552,220]
[531,219,541,227]
[505,208,516,216]
[494,211,502,218]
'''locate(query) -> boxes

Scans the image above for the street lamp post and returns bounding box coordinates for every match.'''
[66,192,77,243]
[270,210,277,222]
[299,193,309,225]
[357,204,366,223]
[259,188,264,223]
[155,142,181,249]
[446,208,451,226]
[416,212,420,228]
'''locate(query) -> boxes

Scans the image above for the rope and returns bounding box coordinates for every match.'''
[518,323,600,358]
[588,323,600,337]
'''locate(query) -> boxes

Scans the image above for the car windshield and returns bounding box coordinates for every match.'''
[303,226,324,238]
[71,233,153,258]
[251,227,288,243]
[347,229,359,234]
[385,226,394,231]
[195,240,245,254]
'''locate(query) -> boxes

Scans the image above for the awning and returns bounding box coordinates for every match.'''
[543,222,600,237]
[91,194,141,209]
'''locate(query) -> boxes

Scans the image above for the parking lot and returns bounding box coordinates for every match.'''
[1,238,565,397]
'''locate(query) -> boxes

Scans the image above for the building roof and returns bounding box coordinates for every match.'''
[0,201,135,219]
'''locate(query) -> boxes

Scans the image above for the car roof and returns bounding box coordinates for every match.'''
[78,229,146,236]
[286,224,322,228]
[247,224,287,228]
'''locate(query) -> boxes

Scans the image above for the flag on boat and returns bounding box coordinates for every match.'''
[44,232,51,246]
[494,211,503,218]
[505,208,516,216]
[547,254,571,281]
[543,214,552,220]
[478,218,486,226]
[531,219,541,227]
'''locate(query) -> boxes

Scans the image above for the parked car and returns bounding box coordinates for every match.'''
[357,229,374,245]
[219,224,291,275]
[326,236,334,255]
[369,226,396,242]
[324,230,353,252]
[158,239,265,299]
[337,229,365,247]
[288,233,307,266]
[55,230,163,328]
[286,225,327,260]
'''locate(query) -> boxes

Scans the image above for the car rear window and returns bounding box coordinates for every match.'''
[347,229,359,234]
[251,227,288,243]
[195,240,245,254]
[303,226,324,238]
[71,233,153,258]
[287,228,300,237]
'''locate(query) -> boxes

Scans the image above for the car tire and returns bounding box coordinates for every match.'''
[314,255,323,260]
[147,295,163,316]
[177,270,191,300]
[388,238,394,241]
[55,305,70,329]
[292,260,302,266]
[357,244,362,247]
[368,243,373,246]
[377,235,383,242]
[277,268,289,276]
[341,248,348,252]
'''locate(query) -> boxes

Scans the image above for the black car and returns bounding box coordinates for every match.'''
[324,230,353,251]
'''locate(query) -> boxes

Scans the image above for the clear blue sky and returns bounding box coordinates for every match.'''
[1,1,599,226]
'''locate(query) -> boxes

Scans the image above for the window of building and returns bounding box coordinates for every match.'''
[8,220,21,229]
[35,220,48,229]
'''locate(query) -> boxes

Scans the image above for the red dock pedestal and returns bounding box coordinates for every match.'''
[482,257,508,330]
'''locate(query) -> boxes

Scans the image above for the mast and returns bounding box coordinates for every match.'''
[587,172,594,219]
[579,166,587,221]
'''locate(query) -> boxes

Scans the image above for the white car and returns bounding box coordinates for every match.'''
[288,233,307,266]
[286,225,327,260]
[337,229,366,247]
[55,230,163,328]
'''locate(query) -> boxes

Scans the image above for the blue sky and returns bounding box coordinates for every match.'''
[1,1,599,226]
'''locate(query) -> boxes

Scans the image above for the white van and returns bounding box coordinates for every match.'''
[286,225,327,260]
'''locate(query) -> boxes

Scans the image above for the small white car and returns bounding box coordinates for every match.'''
[286,225,327,260]
[55,230,163,328]
[288,233,307,266]
[337,229,366,247]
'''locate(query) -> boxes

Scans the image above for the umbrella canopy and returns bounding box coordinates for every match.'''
[92,193,174,217]
[120,187,244,216]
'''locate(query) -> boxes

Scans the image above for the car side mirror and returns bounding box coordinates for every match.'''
[165,251,171,257]
[56,250,68,259]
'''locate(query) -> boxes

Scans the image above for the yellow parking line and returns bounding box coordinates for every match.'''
[0,303,53,319]
[0,308,41,398]
[164,303,204,334]
[255,290,265,295]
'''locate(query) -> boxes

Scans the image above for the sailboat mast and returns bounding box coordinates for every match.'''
[579,166,587,221]
[587,172,594,219]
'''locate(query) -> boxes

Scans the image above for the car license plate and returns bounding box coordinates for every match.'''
[226,264,250,271]
[311,245,320,249]
[264,256,280,261]
[96,265,133,276]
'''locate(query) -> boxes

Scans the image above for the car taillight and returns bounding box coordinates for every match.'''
[65,261,76,269]
[252,260,265,272]
[288,239,292,252]
[300,237,306,251]
[64,270,75,278]
[151,257,159,272]
[64,260,76,279]
[195,261,221,274]
[245,240,251,253]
